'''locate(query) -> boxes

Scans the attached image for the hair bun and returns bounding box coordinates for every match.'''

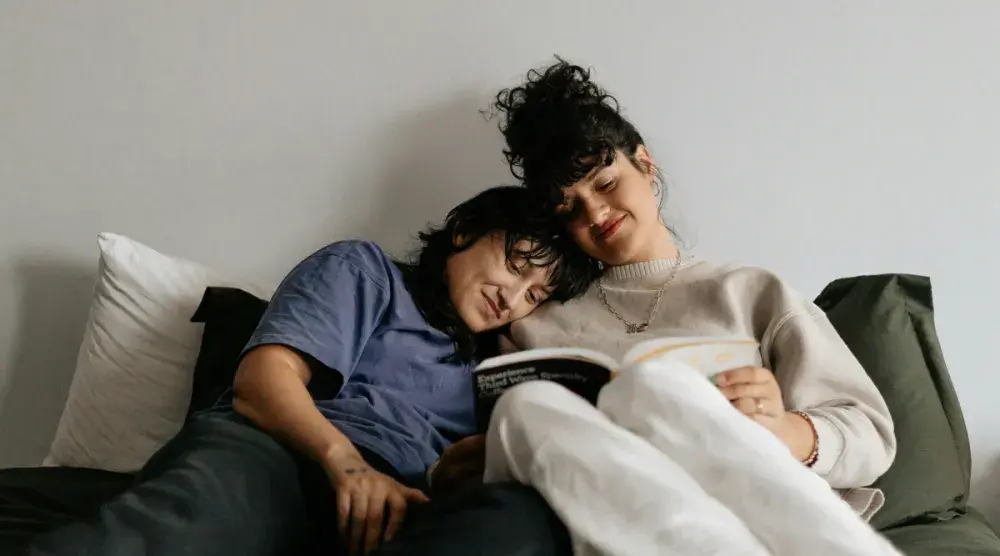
[492,57,620,184]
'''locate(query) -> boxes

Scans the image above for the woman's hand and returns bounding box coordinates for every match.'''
[325,450,429,556]
[429,434,486,495]
[714,366,816,462]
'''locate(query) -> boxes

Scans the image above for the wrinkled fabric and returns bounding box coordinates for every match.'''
[9,412,570,556]
[485,360,902,556]
[219,239,477,486]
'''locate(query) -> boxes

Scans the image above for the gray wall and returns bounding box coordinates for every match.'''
[2,1,998,522]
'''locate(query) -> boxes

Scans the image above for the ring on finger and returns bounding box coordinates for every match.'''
[755,397,764,414]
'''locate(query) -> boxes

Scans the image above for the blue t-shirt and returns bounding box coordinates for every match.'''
[241,240,476,485]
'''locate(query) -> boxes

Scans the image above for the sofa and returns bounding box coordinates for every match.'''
[0,233,997,554]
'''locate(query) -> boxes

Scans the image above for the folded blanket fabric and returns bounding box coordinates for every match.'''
[484,360,902,556]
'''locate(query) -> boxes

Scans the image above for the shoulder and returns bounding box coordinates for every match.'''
[682,260,780,284]
[311,239,394,269]
[297,239,400,291]
[511,282,600,338]
[685,261,801,295]
[682,261,821,318]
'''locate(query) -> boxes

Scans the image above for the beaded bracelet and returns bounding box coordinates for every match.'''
[791,410,820,468]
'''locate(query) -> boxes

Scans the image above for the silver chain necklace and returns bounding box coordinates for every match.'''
[597,256,684,335]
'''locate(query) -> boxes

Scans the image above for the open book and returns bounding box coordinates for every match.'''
[472,336,762,433]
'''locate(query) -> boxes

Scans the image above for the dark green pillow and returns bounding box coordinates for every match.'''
[814,274,970,530]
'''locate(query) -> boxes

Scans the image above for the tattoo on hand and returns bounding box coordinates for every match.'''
[344,466,372,476]
[341,455,372,476]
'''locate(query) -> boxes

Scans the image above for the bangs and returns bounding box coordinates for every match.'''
[529,134,619,211]
[504,232,562,270]
[503,230,595,301]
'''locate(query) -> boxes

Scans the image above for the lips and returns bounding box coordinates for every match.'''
[484,294,501,320]
[597,216,625,241]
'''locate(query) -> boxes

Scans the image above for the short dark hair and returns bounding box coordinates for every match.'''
[490,57,648,209]
[396,185,599,362]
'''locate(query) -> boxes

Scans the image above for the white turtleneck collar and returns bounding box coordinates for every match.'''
[604,257,691,282]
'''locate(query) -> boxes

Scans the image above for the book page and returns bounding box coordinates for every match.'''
[622,336,762,378]
[475,346,619,373]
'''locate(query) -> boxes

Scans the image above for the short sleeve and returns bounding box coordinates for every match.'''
[242,244,391,380]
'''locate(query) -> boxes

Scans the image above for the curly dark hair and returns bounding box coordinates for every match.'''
[396,185,599,363]
[491,57,653,209]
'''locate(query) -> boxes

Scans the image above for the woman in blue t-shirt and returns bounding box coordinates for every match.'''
[25,185,596,556]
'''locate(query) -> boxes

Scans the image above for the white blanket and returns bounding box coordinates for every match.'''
[483,360,902,556]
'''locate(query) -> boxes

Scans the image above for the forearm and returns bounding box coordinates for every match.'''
[233,346,361,471]
[781,411,817,463]
[801,406,894,488]
[774,312,896,487]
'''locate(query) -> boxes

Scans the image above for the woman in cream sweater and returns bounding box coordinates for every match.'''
[481,60,900,556]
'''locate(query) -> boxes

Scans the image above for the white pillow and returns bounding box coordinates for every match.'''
[44,232,273,471]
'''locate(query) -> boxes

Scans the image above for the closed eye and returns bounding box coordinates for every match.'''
[526,289,541,305]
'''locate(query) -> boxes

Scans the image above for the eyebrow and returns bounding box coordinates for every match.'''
[562,166,616,199]
[592,165,618,182]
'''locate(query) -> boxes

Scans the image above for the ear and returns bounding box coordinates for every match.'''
[634,145,657,181]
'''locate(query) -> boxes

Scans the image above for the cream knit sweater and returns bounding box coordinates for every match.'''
[510,259,897,494]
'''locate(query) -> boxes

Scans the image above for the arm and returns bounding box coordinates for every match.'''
[233,344,425,554]
[232,248,383,457]
[233,345,364,474]
[768,308,897,489]
[233,244,427,554]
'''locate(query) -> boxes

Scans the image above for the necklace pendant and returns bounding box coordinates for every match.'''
[626,323,647,335]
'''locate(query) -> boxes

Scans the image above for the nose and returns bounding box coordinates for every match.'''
[581,195,609,226]
[498,282,529,317]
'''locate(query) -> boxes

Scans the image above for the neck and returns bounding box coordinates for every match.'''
[605,256,688,281]
[621,225,678,264]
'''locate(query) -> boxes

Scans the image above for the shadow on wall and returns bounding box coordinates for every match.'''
[357,92,512,255]
[0,93,509,466]
[973,456,1000,528]
[0,258,95,467]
